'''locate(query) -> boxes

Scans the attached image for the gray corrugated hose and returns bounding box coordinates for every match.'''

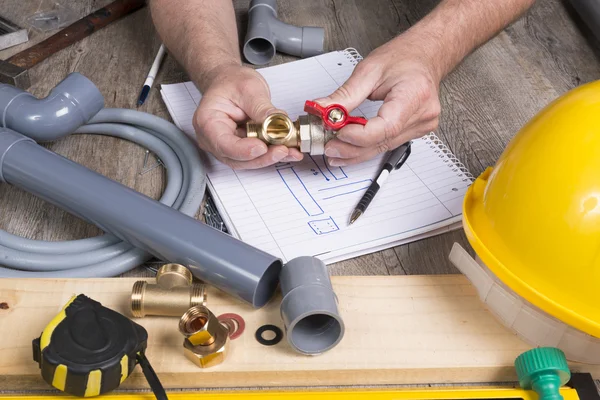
[0,105,206,277]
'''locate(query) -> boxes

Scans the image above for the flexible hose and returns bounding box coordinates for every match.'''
[0,108,207,277]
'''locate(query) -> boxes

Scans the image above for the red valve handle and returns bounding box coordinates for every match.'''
[304,100,367,130]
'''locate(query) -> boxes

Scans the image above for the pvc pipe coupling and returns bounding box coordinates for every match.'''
[279,256,345,355]
[243,0,325,65]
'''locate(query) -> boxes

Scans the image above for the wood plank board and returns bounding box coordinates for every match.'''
[1,275,598,392]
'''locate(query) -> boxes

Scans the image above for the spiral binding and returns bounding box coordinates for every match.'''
[424,132,474,183]
[343,47,363,64]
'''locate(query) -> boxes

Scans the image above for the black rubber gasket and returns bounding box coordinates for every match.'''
[255,324,283,346]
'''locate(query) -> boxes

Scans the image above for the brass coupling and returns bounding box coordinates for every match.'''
[130,263,207,318]
[179,305,230,368]
[246,113,334,155]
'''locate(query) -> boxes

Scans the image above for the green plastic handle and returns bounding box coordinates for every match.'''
[515,347,571,400]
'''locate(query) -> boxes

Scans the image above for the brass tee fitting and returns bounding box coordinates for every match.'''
[179,305,230,368]
[130,263,207,318]
[246,113,334,155]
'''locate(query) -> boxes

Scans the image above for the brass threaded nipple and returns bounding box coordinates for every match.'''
[180,305,209,334]
[246,122,261,138]
[130,280,146,317]
[190,283,207,307]
[157,263,192,282]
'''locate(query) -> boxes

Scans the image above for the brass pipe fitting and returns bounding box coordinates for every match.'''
[246,113,334,155]
[179,305,230,368]
[130,263,207,318]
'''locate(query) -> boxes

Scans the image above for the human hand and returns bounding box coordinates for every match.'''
[315,37,442,166]
[193,65,304,169]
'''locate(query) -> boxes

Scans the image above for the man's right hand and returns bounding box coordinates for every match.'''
[193,65,304,169]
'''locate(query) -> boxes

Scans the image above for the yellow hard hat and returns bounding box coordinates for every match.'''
[463,79,600,339]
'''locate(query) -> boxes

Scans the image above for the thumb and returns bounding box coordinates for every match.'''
[240,88,285,122]
[314,67,377,112]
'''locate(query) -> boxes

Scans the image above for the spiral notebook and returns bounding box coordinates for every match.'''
[159,48,474,264]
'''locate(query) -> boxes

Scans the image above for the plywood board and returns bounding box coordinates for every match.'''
[0,275,597,392]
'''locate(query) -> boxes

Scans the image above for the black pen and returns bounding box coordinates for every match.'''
[349,141,412,225]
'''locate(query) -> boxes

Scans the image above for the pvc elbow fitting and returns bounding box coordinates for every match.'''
[243,0,325,65]
[0,72,104,141]
[279,256,344,355]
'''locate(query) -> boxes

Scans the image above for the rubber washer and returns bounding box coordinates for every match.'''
[255,324,283,346]
[217,313,246,340]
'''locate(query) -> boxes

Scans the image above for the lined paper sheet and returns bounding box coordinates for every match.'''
[160,50,472,263]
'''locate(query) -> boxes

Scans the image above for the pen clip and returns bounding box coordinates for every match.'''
[304,100,367,131]
[393,141,412,170]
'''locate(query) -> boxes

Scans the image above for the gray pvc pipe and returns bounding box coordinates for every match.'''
[0,73,282,308]
[279,256,344,355]
[243,0,324,65]
[0,127,282,307]
[0,72,104,141]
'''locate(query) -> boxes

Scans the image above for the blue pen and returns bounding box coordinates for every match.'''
[137,44,166,106]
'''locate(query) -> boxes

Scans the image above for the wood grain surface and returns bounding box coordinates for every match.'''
[0,0,599,277]
[2,275,599,392]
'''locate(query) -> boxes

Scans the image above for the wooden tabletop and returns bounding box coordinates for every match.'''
[1,0,599,278]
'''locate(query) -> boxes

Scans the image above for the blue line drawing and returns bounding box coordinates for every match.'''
[318,179,372,192]
[308,217,340,235]
[277,167,324,216]
[322,185,371,200]
[315,178,372,200]
[275,162,291,169]
[308,154,329,181]
[323,155,348,180]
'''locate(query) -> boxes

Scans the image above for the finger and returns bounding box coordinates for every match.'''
[313,64,379,112]
[281,148,304,162]
[326,125,432,166]
[335,94,418,147]
[193,105,258,156]
[197,114,270,161]
[222,145,290,170]
[213,131,271,161]
[324,138,362,159]
[237,83,284,122]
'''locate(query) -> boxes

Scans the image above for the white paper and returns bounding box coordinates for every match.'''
[159,49,472,263]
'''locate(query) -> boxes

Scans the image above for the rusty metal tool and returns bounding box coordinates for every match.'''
[0,0,146,88]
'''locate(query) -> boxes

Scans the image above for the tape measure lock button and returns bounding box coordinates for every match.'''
[32,294,166,399]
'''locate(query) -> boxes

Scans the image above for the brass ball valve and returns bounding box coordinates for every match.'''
[246,100,368,155]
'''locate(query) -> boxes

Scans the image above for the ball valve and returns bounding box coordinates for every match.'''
[246,100,367,155]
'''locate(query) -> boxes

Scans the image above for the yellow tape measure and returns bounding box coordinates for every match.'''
[31,294,166,399]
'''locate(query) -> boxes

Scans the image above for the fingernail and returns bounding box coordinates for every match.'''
[282,155,297,162]
[250,145,267,157]
[329,158,345,167]
[273,149,288,161]
[325,147,340,157]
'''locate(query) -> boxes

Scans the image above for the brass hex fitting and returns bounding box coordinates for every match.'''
[179,305,230,368]
[246,113,334,155]
[130,263,207,318]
